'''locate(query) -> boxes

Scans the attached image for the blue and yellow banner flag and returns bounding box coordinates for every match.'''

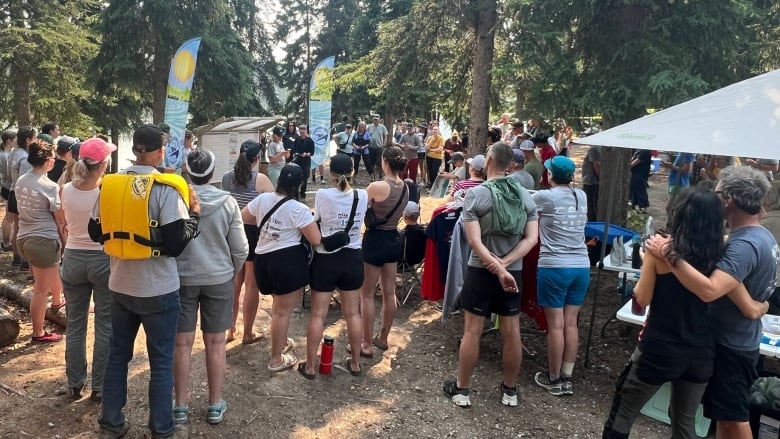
[164,37,202,172]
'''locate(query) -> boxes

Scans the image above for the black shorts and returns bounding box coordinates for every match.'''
[7,190,18,214]
[362,228,401,266]
[244,224,259,263]
[703,344,759,422]
[417,152,426,161]
[254,245,309,295]
[459,266,522,317]
[310,248,364,292]
[634,346,713,386]
[0,187,9,201]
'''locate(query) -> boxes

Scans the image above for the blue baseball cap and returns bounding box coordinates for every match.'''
[544,156,576,180]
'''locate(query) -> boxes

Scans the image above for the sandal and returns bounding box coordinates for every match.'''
[282,337,295,354]
[372,336,389,351]
[345,357,362,377]
[297,362,316,380]
[241,333,265,345]
[51,301,67,312]
[32,331,62,343]
[346,344,374,359]
[268,353,296,372]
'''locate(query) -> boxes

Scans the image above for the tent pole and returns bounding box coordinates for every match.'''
[583,155,618,369]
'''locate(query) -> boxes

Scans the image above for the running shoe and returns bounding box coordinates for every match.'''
[442,379,471,407]
[207,399,227,425]
[534,371,564,396]
[500,382,518,407]
[561,377,574,396]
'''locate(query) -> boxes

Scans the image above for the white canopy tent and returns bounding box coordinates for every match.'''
[571,69,780,367]
[574,68,780,159]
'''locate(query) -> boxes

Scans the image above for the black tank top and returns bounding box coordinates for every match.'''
[639,273,713,357]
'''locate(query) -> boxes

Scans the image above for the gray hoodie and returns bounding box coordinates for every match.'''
[176,184,248,286]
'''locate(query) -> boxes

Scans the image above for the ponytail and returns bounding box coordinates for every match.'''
[337,174,350,192]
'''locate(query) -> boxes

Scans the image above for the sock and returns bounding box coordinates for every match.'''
[561,361,575,378]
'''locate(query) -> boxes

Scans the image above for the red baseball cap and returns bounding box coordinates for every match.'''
[80,138,117,163]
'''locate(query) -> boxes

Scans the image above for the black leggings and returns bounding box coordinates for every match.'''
[353,153,373,176]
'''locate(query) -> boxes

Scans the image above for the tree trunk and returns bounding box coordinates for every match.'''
[467,0,497,156]
[0,307,20,347]
[110,127,120,174]
[10,2,32,127]
[152,53,169,123]
[596,147,632,226]
[0,280,67,328]
[596,111,643,226]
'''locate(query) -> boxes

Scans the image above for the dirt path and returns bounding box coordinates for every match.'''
[0,145,678,438]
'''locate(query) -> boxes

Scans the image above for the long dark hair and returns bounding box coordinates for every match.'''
[233,153,253,187]
[665,186,724,275]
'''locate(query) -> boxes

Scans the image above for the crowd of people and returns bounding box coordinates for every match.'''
[2,114,780,439]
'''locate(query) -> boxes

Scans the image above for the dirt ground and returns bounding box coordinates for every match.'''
[0,145,685,438]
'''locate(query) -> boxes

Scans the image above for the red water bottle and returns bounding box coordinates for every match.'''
[319,336,334,375]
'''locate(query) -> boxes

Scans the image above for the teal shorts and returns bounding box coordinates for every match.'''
[537,267,591,308]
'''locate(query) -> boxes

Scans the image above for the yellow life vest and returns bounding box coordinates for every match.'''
[97,173,190,259]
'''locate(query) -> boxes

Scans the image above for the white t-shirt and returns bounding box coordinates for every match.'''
[62,183,103,251]
[314,188,368,254]
[247,192,314,254]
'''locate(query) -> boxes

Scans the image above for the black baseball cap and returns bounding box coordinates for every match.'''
[240,140,262,162]
[133,124,164,153]
[329,154,353,176]
[278,163,304,188]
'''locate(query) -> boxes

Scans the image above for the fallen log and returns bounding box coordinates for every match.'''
[0,279,67,328]
[0,306,20,346]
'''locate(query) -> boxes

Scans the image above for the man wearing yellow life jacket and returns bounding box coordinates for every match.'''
[90,124,200,439]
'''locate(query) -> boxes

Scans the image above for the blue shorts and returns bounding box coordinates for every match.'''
[537,267,590,308]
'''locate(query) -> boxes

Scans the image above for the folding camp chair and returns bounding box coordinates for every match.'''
[396,225,426,306]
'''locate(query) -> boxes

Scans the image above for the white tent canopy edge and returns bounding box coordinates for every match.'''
[572,68,780,160]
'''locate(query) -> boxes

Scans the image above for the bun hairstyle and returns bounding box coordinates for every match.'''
[27,139,55,167]
[1,130,15,147]
[382,145,407,175]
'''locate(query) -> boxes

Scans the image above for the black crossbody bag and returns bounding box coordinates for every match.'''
[320,189,359,252]
[364,184,407,229]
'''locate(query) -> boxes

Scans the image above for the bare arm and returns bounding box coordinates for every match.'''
[241,206,256,225]
[633,252,658,307]
[255,173,274,193]
[463,220,518,292]
[727,283,769,319]
[300,221,322,246]
[592,160,601,176]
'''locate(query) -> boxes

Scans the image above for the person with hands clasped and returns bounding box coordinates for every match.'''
[424,126,445,188]
[242,164,322,373]
[643,166,778,439]
[442,142,539,408]
[94,124,200,439]
[299,154,368,379]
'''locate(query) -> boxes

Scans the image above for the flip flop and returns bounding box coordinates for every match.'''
[32,331,62,343]
[345,357,362,377]
[297,362,316,380]
[346,344,374,359]
[372,336,389,351]
[268,353,296,372]
[242,333,265,345]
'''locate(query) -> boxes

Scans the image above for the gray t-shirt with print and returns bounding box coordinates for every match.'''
[15,171,60,240]
[367,123,388,148]
[106,165,190,298]
[532,186,590,268]
[710,225,780,351]
[463,184,537,271]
